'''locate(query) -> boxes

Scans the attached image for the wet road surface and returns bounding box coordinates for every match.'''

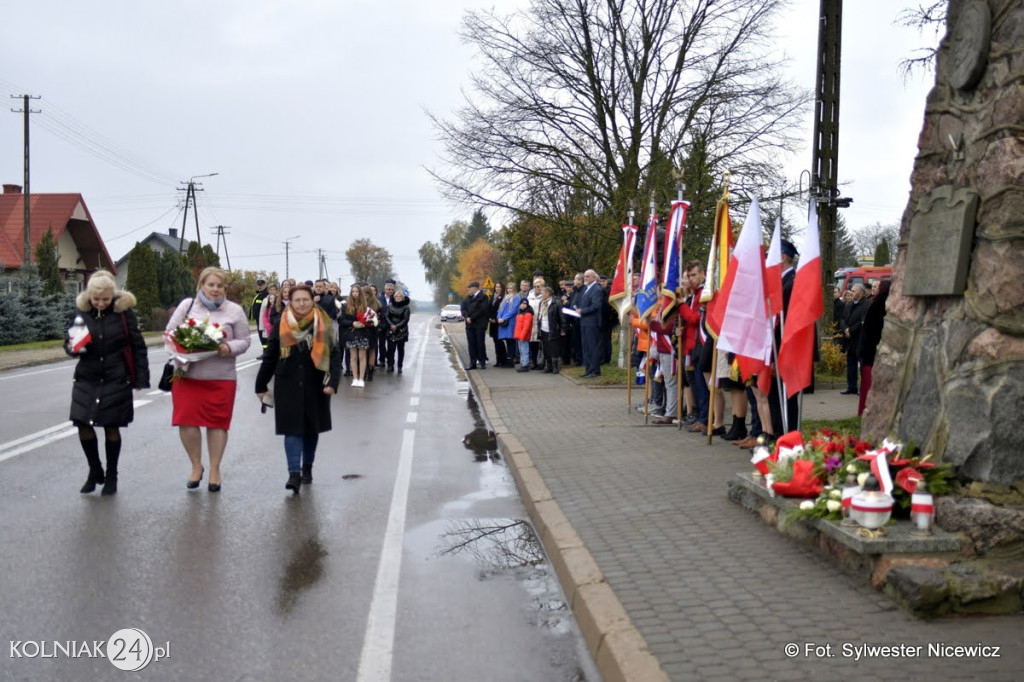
[0,314,599,681]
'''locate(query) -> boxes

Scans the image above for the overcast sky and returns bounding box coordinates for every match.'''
[1,0,937,298]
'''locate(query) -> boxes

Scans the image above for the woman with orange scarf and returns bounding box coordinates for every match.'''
[255,284,341,494]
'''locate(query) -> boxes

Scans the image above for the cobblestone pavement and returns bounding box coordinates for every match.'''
[445,325,1023,682]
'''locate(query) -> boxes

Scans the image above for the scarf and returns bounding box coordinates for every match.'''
[278,306,333,374]
[197,290,224,311]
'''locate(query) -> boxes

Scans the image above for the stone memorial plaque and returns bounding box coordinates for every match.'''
[903,185,978,296]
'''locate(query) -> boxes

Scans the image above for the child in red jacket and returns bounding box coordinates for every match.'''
[513,299,534,372]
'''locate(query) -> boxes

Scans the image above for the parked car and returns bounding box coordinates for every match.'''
[834,266,892,294]
[440,304,464,322]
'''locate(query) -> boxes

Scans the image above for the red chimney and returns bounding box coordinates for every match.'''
[3,184,23,194]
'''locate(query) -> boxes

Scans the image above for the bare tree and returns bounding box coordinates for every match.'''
[430,0,809,232]
[850,221,900,263]
[896,1,948,79]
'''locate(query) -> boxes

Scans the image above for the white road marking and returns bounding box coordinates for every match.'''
[411,322,429,396]
[409,397,419,407]
[356,428,416,682]
[0,422,73,453]
[0,425,77,464]
[0,365,73,382]
[405,412,417,423]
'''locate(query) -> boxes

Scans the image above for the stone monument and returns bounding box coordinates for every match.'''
[862,0,1024,501]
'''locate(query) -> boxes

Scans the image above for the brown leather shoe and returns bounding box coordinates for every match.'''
[733,436,758,448]
[651,416,675,425]
[687,422,706,433]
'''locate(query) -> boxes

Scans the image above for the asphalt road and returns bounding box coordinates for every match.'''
[0,313,599,682]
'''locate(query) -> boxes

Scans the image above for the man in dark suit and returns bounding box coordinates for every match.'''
[841,284,868,394]
[461,281,491,369]
[577,269,605,378]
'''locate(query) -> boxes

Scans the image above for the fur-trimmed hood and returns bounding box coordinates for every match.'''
[389,296,410,309]
[76,289,137,313]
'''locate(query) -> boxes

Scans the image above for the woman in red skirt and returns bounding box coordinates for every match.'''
[166,267,252,491]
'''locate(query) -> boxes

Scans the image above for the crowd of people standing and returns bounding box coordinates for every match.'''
[453,250,889,452]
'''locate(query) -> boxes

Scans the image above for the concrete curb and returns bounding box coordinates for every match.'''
[464,362,670,682]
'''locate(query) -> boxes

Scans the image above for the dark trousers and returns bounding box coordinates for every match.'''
[690,368,709,424]
[599,326,612,364]
[769,380,801,435]
[466,326,487,367]
[504,338,518,363]
[529,341,540,367]
[571,318,583,363]
[747,387,763,436]
[581,325,601,375]
[540,331,561,368]
[385,338,406,369]
[492,335,508,366]
[845,342,859,392]
[560,326,573,364]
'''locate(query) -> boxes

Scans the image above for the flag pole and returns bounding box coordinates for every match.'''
[625,206,635,413]
[707,172,731,445]
[674,174,686,427]
[768,298,788,435]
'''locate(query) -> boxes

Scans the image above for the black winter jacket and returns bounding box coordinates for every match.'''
[385,298,411,343]
[66,291,149,427]
[255,331,342,436]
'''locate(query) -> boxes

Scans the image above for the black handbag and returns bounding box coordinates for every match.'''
[158,362,175,392]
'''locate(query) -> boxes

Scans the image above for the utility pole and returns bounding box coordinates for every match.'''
[10,94,41,268]
[212,225,232,271]
[283,235,300,280]
[176,172,218,254]
[811,0,846,332]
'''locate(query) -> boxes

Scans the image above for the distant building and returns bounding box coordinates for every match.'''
[113,227,196,288]
[0,183,116,292]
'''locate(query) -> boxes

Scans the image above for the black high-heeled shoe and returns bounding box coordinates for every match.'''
[207,482,221,493]
[187,467,204,490]
[285,472,301,494]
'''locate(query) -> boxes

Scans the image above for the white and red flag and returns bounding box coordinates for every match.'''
[609,223,639,323]
[764,216,783,320]
[777,200,823,398]
[710,198,772,381]
[757,215,784,394]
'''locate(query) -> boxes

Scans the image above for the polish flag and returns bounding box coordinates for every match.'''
[757,216,784,395]
[777,200,823,398]
[764,216,783,320]
[710,198,772,380]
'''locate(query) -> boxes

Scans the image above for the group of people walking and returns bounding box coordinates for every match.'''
[66,268,412,499]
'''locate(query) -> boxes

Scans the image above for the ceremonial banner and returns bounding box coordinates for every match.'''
[702,196,733,338]
[609,223,639,323]
[658,200,690,321]
[635,215,660,320]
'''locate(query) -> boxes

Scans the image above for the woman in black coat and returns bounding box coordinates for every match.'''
[535,286,567,373]
[65,270,149,495]
[488,281,509,367]
[384,289,411,373]
[255,285,341,494]
[857,280,890,416]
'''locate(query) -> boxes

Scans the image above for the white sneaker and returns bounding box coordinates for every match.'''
[351,379,359,387]
[356,379,365,388]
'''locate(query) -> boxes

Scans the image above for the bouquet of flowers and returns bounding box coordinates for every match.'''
[165,316,225,365]
[357,308,378,327]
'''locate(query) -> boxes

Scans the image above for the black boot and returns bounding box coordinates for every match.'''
[722,415,748,442]
[101,438,121,496]
[552,360,559,374]
[543,361,553,373]
[365,367,374,382]
[286,472,302,494]
[79,437,104,494]
[301,462,313,485]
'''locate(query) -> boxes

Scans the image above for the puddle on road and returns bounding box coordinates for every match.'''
[436,517,573,636]
[276,536,328,616]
